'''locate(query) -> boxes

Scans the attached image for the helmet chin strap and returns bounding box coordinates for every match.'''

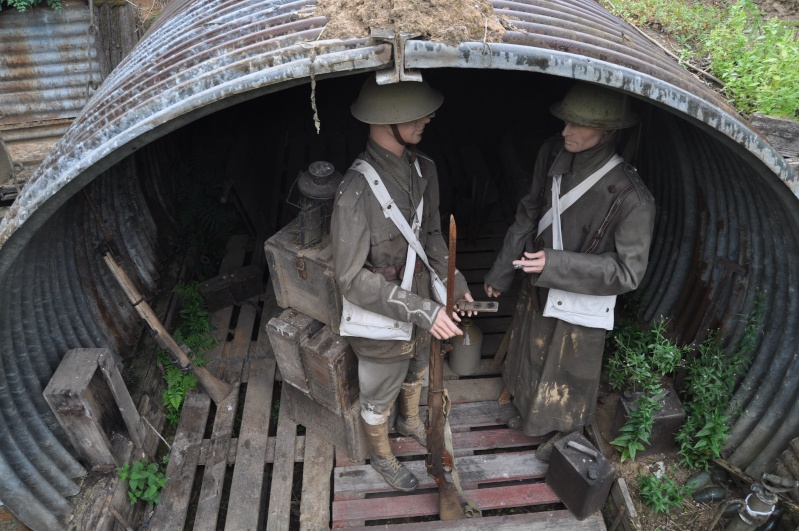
[390,124,417,162]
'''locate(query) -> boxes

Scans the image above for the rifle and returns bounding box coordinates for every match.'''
[103,251,233,404]
[426,215,480,520]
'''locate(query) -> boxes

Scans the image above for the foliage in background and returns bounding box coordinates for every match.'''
[0,0,61,12]
[117,458,168,505]
[705,1,799,117]
[638,472,687,513]
[159,282,214,426]
[676,295,762,469]
[607,318,686,461]
[175,169,238,280]
[601,0,799,119]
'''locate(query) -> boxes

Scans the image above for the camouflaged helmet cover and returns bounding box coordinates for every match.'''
[550,83,639,130]
[351,77,444,125]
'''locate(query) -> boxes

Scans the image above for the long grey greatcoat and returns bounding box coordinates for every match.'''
[485,136,656,436]
[331,138,469,364]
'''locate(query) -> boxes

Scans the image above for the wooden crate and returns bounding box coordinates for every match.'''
[43,348,145,469]
[198,264,264,311]
[264,217,342,334]
[266,308,324,394]
[301,325,359,415]
[282,382,369,462]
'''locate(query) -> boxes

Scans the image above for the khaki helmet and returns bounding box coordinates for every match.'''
[550,83,639,129]
[351,77,444,125]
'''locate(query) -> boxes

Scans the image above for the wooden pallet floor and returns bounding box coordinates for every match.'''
[143,233,607,530]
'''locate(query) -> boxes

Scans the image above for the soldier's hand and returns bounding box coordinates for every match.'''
[513,250,546,274]
[484,282,502,298]
[430,309,462,340]
[454,292,475,320]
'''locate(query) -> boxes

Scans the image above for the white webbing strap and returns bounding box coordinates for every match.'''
[537,154,622,237]
[351,159,447,303]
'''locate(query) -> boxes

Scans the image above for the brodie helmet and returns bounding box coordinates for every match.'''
[550,82,639,129]
[351,77,444,125]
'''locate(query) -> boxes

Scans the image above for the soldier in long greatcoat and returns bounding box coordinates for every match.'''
[331,78,472,491]
[484,82,656,460]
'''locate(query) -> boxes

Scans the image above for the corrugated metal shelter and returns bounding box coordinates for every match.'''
[0,0,103,209]
[0,0,797,528]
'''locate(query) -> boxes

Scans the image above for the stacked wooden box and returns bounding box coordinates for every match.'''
[266,307,367,461]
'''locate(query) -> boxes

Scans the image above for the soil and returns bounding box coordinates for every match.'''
[312,0,507,44]
[755,0,799,20]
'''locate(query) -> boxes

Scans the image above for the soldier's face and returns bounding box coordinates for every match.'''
[396,114,432,145]
[562,122,605,153]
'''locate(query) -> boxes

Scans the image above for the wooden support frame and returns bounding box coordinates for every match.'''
[44,348,146,469]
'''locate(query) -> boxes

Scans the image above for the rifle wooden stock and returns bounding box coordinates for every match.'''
[103,252,233,404]
[426,215,468,520]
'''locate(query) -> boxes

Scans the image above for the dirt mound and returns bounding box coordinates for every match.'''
[314,0,508,45]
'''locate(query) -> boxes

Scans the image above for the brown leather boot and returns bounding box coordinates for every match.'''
[363,420,418,491]
[395,383,427,446]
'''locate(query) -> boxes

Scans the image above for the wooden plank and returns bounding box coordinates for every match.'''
[193,383,240,531]
[225,358,277,531]
[149,392,211,529]
[609,478,639,531]
[219,300,258,381]
[443,377,504,404]
[98,350,146,452]
[43,348,119,468]
[299,429,334,530]
[346,510,606,530]
[333,483,560,525]
[444,358,502,380]
[334,451,547,498]
[266,386,298,531]
[389,429,546,457]
[420,400,518,429]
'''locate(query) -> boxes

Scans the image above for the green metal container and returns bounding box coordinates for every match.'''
[448,319,482,376]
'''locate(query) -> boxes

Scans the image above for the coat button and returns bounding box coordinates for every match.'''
[557,301,562,306]
[608,185,617,193]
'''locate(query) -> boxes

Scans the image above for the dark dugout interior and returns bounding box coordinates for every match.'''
[4,66,799,529]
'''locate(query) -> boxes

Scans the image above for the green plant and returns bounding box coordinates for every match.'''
[705,0,799,118]
[160,282,214,426]
[0,0,61,12]
[638,472,687,513]
[117,459,168,505]
[601,0,799,119]
[676,295,761,468]
[607,318,686,461]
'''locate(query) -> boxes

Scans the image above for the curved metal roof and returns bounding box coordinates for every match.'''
[0,0,797,528]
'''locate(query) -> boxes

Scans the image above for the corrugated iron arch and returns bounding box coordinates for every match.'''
[0,0,797,528]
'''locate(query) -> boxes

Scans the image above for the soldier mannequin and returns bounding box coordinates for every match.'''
[331,78,473,491]
[484,82,656,461]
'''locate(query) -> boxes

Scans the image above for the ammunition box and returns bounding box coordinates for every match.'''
[266,309,324,394]
[300,325,358,415]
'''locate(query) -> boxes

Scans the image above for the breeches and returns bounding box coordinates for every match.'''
[358,346,429,424]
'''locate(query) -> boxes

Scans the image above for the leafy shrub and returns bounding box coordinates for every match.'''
[638,472,687,513]
[117,459,167,505]
[676,295,761,469]
[705,0,799,118]
[160,282,214,426]
[0,0,61,12]
[601,0,799,119]
[607,318,686,461]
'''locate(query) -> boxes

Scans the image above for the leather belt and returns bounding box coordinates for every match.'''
[368,257,423,281]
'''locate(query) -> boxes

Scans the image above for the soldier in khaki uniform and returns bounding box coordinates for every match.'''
[484,82,656,460]
[331,78,472,491]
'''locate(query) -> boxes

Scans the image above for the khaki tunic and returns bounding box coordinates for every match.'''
[331,139,469,364]
[485,136,655,436]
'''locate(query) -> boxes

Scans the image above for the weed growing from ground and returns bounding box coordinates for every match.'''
[117,458,168,505]
[676,294,762,468]
[607,318,686,461]
[159,282,215,426]
[638,472,687,513]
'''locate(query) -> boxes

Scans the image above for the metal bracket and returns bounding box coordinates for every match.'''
[370,28,423,84]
